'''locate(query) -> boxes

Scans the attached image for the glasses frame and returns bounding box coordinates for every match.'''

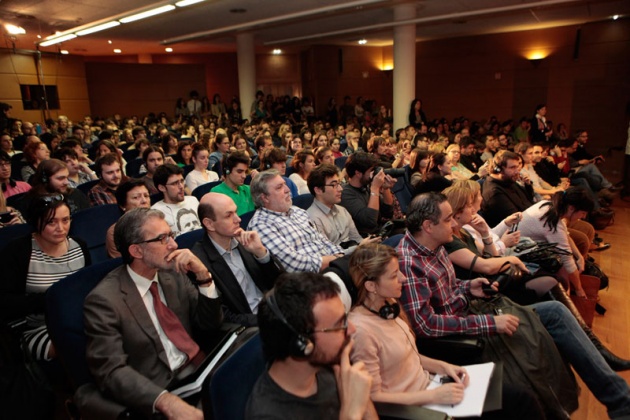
[309,313,348,334]
[324,182,343,189]
[135,231,176,245]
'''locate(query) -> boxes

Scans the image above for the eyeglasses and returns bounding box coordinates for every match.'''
[135,231,176,245]
[310,313,348,334]
[165,179,185,187]
[324,182,343,189]
[40,193,65,206]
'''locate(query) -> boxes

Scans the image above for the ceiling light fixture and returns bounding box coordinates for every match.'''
[612,15,619,20]
[358,39,367,44]
[165,47,173,52]
[272,49,282,55]
[40,34,77,47]
[5,24,26,35]
[119,5,176,23]
[76,21,120,36]
[113,49,122,53]
[175,0,206,7]
[60,50,69,55]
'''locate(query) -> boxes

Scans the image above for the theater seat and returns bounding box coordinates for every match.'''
[192,181,223,202]
[69,204,121,264]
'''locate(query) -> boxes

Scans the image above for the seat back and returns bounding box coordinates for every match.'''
[69,204,121,263]
[0,223,32,251]
[239,210,256,229]
[175,228,204,250]
[192,181,223,202]
[46,258,123,389]
[5,191,27,208]
[76,179,100,195]
[334,155,348,170]
[125,158,144,178]
[392,176,413,213]
[205,333,265,420]
[292,193,314,210]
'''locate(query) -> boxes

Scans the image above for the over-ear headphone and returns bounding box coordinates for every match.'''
[362,301,400,320]
[225,168,230,175]
[266,290,314,357]
[492,155,503,174]
[41,171,49,184]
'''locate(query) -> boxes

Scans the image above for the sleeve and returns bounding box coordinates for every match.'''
[349,318,384,394]
[399,257,496,338]
[340,188,379,233]
[482,184,520,228]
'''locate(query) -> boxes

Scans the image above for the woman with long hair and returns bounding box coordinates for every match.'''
[0,194,90,361]
[175,140,193,167]
[161,134,179,157]
[415,152,452,195]
[289,150,316,195]
[408,99,427,128]
[185,143,219,192]
[408,148,431,190]
[311,131,329,150]
[209,132,231,172]
[232,135,255,158]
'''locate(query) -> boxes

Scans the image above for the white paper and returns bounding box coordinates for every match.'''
[424,362,495,417]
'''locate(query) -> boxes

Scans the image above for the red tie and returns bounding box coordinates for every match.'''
[149,282,200,362]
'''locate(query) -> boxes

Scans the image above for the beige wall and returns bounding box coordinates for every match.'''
[0,52,90,124]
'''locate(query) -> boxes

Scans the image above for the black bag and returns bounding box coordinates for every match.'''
[468,296,579,419]
[583,259,609,290]
[512,242,571,274]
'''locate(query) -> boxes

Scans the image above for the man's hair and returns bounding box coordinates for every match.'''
[115,178,148,209]
[94,153,120,176]
[490,150,519,174]
[142,145,164,163]
[514,142,532,156]
[131,126,146,139]
[71,125,84,134]
[258,272,339,362]
[153,163,182,188]
[307,164,339,196]
[60,138,81,149]
[250,169,280,208]
[223,150,250,175]
[197,199,216,223]
[315,147,332,164]
[254,135,268,152]
[459,136,476,149]
[261,147,287,169]
[0,150,11,163]
[344,151,378,178]
[114,208,165,264]
[52,147,78,161]
[406,192,447,234]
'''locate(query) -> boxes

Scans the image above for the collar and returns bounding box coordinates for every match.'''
[127,265,159,298]
[404,231,439,256]
[312,198,335,215]
[261,206,294,217]
[209,235,239,256]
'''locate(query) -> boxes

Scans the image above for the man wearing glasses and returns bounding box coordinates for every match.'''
[152,164,201,237]
[82,208,222,419]
[246,272,376,420]
[307,164,379,253]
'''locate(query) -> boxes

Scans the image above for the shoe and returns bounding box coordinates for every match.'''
[609,184,624,192]
[591,242,611,252]
[593,235,603,244]
[598,189,616,201]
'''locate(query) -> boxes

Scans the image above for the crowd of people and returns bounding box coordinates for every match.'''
[1,94,629,419]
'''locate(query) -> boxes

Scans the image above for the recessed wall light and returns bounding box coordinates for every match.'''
[272,49,282,55]
[60,50,69,55]
[165,47,173,52]
[113,49,122,53]
[358,39,367,45]
[613,15,619,20]
[108,40,113,44]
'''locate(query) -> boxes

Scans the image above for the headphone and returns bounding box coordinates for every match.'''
[225,168,230,175]
[41,170,49,184]
[362,301,401,320]
[265,290,314,357]
[491,155,503,174]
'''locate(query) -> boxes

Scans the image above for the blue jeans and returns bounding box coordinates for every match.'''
[573,163,613,190]
[531,301,630,418]
[570,177,600,209]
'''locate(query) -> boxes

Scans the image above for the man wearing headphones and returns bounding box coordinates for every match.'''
[481,150,535,228]
[246,272,376,420]
[210,151,256,215]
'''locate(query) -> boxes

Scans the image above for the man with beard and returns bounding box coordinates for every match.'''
[88,153,126,206]
[480,150,535,228]
[152,164,200,237]
[245,272,376,420]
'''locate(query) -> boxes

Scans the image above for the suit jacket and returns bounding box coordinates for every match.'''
[191,234,281,326]
[481,176,535,228]
[82,265,222,417]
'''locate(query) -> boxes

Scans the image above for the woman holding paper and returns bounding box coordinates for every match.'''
[348,243,544,418]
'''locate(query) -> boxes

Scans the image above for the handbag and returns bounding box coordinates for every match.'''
[510,240,572,274]
[569,274,600,328]
[583,259,609,290]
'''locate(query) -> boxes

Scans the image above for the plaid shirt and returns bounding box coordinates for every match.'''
[88,181,117,207]
[397,231,496,338]
[248,206,343,273]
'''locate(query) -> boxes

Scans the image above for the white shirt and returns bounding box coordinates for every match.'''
[152,196,201,237]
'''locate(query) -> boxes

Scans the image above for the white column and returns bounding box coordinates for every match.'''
[393,4,417,131]
[237,32,256,121]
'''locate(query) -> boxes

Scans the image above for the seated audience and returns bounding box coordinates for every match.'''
[398,192,630,419]
[245,272,376,420]
[0,194,89,361]
[141,146,164,194]
[106,179,152,258]
[248,169,343,272]
[458,136,483,174]
[184,143,219,192]
[80,208,222,418]
[192,192,282,326]
[53,147,98,188]
[88,153,126,206]
[210,151,256,215]
[415,152,453,195]
[340,152,394,236]
[152,164,201,237]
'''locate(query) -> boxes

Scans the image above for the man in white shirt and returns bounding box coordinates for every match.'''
[152,164,201,236]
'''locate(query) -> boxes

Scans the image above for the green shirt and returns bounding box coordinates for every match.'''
[210,182,256,215]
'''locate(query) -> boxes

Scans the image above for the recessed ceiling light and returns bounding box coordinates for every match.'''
[37,34,42,39]
[60,50,69,55]
[613,15,619,20]
[272,49,282,55]
[108,40,113,44]
[5,24,26,35]
[358,39,367,45]
[113,49,122,53]
[165,47,173,52]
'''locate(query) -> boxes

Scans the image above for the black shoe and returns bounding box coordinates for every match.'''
[609,185,624,192]
[591,242,611,252]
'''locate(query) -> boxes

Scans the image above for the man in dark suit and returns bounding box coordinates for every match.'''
[192,192,282,326]
[82,208,222,419]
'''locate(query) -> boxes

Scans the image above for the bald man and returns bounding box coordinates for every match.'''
[191,193,282,326]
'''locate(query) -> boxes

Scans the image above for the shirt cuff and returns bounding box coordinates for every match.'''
[198,282,219,298]
[153,390,168,413]
[253,249,270,263]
